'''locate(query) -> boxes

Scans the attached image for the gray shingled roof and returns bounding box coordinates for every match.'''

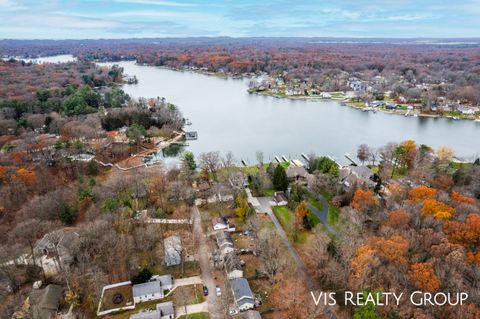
[132,281,162,297]
[156,301,174,316]
[231,278,254,301]
[129,302,174,319]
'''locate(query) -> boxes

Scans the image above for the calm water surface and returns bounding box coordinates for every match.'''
[102,61,479,164]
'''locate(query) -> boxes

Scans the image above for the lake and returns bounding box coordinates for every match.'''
[102,61,479,164]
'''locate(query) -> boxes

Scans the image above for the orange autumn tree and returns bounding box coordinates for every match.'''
[294,201,309,231]
[373,235,409,266]
[350,244,379,288]
[409,262,440,292]
[467,252,480,265]
[408,185,437,202]
[0,165,7,183]
[444,214,480,247]
[401,140,417,169]
[383,210,411,228]
[451,191,476,204]
[421,199,455,220]
[12,167,36,186]
[351,189,377,213]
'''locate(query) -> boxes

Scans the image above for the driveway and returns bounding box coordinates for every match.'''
[173,276,203,289]
[308,196,338,235]
[175,301,208,318]
[248,191,337,319]
[192,205,223,319]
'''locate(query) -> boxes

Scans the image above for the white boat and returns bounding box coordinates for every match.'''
[413,114,418,117]
[474,119,480,123]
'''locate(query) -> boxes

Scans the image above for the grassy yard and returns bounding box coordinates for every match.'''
[264,188,275,196]
[108,299,159,319]
[327,205,340,224]
[152,261,201,279]
[273,206,313,244]
[178,312,210,319]
[272,206,293,227]
[307,193,323,211]
[173,284,205,305]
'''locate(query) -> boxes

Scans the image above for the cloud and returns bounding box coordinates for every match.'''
[112,0,194,7]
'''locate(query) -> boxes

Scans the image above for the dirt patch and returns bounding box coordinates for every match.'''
[100,283,133,311]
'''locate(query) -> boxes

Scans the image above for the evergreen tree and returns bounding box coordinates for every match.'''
[273,165,288,191]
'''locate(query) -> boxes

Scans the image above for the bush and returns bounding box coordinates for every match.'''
[131,268,153,285]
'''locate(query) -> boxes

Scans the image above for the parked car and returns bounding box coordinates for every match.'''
[203,286,209,296]
[216,286,222,296]
[229,309,239,316]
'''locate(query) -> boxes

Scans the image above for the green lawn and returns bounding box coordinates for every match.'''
[307,194,323,211]
[328,205,340,225]
[264,188,275,196]
[178,313,210,319]
[307,211,320,226]
[272,206,293,227]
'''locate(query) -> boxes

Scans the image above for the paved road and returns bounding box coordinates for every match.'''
[308,196,338,235]
[192,205,223,319]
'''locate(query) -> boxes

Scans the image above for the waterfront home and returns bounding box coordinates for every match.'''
[231,278,255,312]
[133,281,163,303]
[320,92,332,99]
[164,235,182,267]
[458,105,478,115]
[340,165,375,188]
[348,80,368,92]
[273,191,288,206]
[286,166,309,181]
[229,172,248,189]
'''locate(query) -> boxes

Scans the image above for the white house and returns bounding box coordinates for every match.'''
[129,301,174,319]
[212,217,228,231]
[216,231,234,255]
[224,252,243,279]
[132,281,163,303]
[151,274,173,290]
[273,191,288,206]
[231,278,255,311]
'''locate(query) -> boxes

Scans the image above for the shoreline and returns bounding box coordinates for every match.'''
[126,62,480,122]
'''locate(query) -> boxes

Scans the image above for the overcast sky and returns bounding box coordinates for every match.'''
[1,0,479,39]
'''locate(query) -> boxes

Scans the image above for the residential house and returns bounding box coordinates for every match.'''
[151,274,173,290]
[130,301,174,319]
[224,252,243,279]
[132,281,163,303]
[286,166,309,181]
[340,165,375,188]
[348,80,368,92]
[164,235,182,267]
[273,191,288,206]
[30,284,63,319]
[212,217,228,231]
[34,229,79,274]
[231,278,255,312]
[216,231,234,255]
[229,172,248,189]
